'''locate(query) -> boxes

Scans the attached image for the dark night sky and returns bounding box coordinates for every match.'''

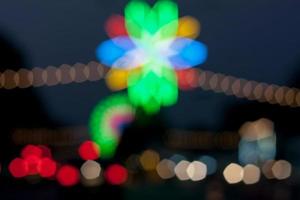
[0,0,299,129]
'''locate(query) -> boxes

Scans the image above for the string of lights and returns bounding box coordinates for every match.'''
[196,69,300,107]
[0,61,299,108]
[0,61,107,89]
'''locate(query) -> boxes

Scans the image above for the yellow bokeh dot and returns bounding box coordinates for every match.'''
[177,16,201,39]
[105,69,129,91]
[139,150,160,171]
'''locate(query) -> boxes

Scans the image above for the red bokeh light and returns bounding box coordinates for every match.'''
[78,140,100,161]
[21,145,42,159]
[25,155,40,175]
[56,165,80,187]
[105,14,127,38]
[38,158,57,178]
[9,158,28,178]
[104,164,128,185]
[176,69,199,90]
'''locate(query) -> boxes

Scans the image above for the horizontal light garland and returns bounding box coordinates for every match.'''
[0,61,299,108]
[0,61,107,89]
[197,69,300,107]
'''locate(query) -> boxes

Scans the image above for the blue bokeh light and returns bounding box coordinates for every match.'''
[169,38,208,69]
[96,36,135,67]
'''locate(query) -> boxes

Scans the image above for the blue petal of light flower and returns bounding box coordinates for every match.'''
[96,36,136,67]
[169,38,208,69]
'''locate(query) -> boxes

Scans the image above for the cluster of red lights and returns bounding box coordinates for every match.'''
[9,145,56,178]
[8,144,80,187]
[7,141,128,187]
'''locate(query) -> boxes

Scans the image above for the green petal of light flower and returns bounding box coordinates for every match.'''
[128,64,178,114]
[154,0,178,39]
[125,0,151,38]
[125,0,178,39]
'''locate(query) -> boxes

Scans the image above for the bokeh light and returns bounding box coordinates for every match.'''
[9,158,28,178]
[45,66,59,86]
[285,88,295,106]
[262,160,276,179]
[209,74,219,91]
[177,16,200,39]
[17,68,32,88]
[56,165,80,187]
[21,145,43,159]
[25,155,40,175]
[105,69,129,91]
[275,87,285,104]
[156,159,176,179]
[174,160,190,181]
[176,68,199,90]
[199,155,217,175]
[105,14,127,38]
[73,63,88,83]
[220,75,232,94]
[128,65,178,114]
[264,85,275,103]
[78,140,100,161]
[186,161,207,181]
[272,160,292,180]
[125,0,178,38]
[223,163,244,184]
[38,158,57,178]
[80,160,101,180]
[243,81,253,98]
[139,149,160,171]
[3,69,17,89]
[254,83,264,100]
[169,38,208,69]
[104,164,128,185]
[242,164,260,185]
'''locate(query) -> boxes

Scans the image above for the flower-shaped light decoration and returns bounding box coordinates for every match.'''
[97,0,207,113]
